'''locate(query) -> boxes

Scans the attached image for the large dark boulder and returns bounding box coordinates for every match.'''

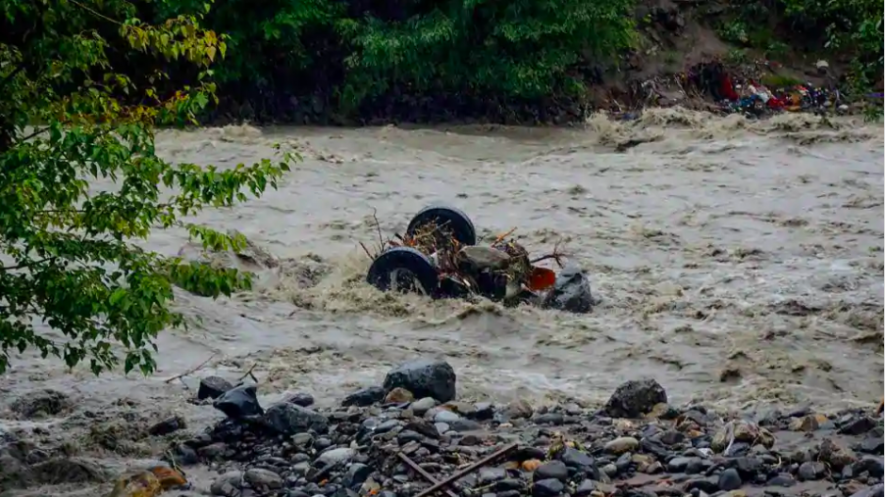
[604,379,668,418]
[213,384,263,419]
[542,264,593,314]
[263,403,328,435]
[198,376,234,401]
[383,358,456,403]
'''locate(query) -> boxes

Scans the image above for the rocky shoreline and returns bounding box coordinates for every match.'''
[2,358,883,497]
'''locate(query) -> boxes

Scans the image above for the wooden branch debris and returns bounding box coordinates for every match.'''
[397,453,460,497]
[163,353,218,385]
[413,443,519,497]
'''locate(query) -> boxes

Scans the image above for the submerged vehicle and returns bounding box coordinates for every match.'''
[363,204,593,313]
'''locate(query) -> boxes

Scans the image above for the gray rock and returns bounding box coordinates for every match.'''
[245,468,282,489]
[857,437,884,454]
[767,473,796,487]
[853,456,885,476]
[534,413,564,425]
[211,471,244,496]
[601,463,617,476]
[479,467,508,484]
[383,358,457,402]
[495,478,524,491]
[213,384,263,419]
[291,461,311,476]
[449,418,482,432]
[604,379,668,418]
[798,461,826,481]
[397,430,423,444]
[717,468,742,490]
[342,386,386,407]
[561,447,595,469]
[604,436,639,454]
[347,463,372,488]
[667,456,698,473]
[505,399,534,419]
[532,478,564,497]
[685,476,719,493]
[734,456,761,476]
[541,263,593,314]
[411,397,438,415]
[534,460,568,481]
[575,479,599,497]
[198,442,227,459]
[285,392,315,407]
[291,433,314,446]
[263,403,328,435]
[404,419,440,439]
[374,419,402,434]
[840,416,877,435]
[199,376,234,401]
[317,447,355,467]
[148,415,186,436]
[658,430,685,445]
[434,410,461,423]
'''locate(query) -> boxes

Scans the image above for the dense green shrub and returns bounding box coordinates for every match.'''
[338,0,636,106]
[155,0,636,119]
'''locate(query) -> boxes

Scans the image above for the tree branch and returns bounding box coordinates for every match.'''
[1,257,56,272]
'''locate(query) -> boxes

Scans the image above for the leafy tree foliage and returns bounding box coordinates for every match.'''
[157,0,636,115]
[0,0,294,375]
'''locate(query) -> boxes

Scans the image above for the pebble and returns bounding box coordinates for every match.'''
[245,468,283,489]
[411,397,438,415]
[433,410,461,423]
[797,461,826,481]
[604,436,640,454]
[534,460,568,481]
[317,447,354,467]
[532,478,564,497]
[718,467,742,490]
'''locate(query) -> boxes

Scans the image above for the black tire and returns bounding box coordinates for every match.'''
[366,247,439,297]
[406,204,477,246]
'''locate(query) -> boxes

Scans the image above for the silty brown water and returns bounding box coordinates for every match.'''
[0,108,882,495]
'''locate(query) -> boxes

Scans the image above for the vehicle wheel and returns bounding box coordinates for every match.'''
[406,204,477,246]
[366,247,439,297]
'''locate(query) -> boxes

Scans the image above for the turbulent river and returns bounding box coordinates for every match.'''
[1,108,883,496]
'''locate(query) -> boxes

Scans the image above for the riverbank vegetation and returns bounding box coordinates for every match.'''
[163,0,883,122]
[2,0,882,126]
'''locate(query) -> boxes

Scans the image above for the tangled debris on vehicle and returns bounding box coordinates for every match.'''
[361,204,594,314]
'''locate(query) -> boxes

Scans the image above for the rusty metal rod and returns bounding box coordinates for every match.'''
[397,452,460,497]
[414,443,519,497]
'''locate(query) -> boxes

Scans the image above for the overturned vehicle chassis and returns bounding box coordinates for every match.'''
[363,204,593,313]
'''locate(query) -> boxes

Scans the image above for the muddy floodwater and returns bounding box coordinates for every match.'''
[1,109,883,496]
